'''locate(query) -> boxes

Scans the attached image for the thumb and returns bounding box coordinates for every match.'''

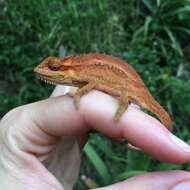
[93,171,190,190]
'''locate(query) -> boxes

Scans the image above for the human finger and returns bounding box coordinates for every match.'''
[78,90,190,163]
[92,171,190,190]
[12,89,190,163]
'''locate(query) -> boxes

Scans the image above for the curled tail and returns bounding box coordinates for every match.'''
[138,96,172,131]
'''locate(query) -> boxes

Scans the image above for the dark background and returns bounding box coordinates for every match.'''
[0,0,190,189]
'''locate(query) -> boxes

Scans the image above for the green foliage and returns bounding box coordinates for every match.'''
[84,142,111,184]
[0,0,190,189]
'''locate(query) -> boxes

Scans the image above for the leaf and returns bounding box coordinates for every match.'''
[84,143,111,184]
[142,0,154,12]
[157,37,168,56]
[91,136,127,163]
[91,136,114,158]
[114,170,145,181]
[127,150,151,170]
[156,0,161,7]
[144,16,152,37]
[173,6,190,15]
[164,6,190,17]
[156,163,183,170]
[164,27,183,56]
[175,26,190,35]
[132,26,144,42]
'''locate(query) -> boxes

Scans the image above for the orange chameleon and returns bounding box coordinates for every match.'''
[34,53,172,131]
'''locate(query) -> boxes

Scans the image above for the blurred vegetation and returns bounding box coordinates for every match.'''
[0,0,190,189]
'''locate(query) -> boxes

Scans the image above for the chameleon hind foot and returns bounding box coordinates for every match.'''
[114,95,129,121]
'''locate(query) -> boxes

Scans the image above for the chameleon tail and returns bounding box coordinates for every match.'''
[140,97,172,131]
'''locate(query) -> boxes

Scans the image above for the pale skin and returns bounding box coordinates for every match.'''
[0,86,190,190]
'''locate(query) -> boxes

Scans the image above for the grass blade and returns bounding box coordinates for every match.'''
[172,6,190,15]
[144,16,152,37]
[142,0,154,12]
[156,0,161,7]
[132,26,144,42]
[164,27,183,56]
[114,170,145,181]
[84,143,111,184]
[127,150,151,171]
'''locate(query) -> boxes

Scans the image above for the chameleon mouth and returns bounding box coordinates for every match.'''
[36,74,59,85]
[34,67,86,87]
[34,67,62,85]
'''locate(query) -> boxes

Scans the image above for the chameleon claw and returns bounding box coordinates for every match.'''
[65,91,75,97]
[113,113,120,122]
[128,143,142,151]
[74,95,80,110]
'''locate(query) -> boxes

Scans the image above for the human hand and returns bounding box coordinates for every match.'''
[0,85,190,190]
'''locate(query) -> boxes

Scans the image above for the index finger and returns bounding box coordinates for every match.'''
[78,90,190,163]
[27,87,190,163]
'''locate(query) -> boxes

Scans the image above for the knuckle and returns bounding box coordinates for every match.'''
[0,105,32,154]
[1,106,27,125]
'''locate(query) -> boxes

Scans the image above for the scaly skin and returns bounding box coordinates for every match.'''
[34,53,172,131]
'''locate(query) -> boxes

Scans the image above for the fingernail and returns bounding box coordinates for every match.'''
[169,133,190,152]
[172,179,190,190]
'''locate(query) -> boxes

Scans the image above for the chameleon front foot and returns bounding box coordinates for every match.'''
[73,82,96,110]
[65,90,80,109]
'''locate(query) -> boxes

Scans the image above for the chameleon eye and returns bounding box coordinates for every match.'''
[48,62,60,71]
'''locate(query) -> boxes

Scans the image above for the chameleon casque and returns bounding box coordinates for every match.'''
[34,53,172,131]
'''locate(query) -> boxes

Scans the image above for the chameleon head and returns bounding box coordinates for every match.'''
[34,56,76,85]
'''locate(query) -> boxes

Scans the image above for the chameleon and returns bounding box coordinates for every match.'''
[34,53,172,131]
